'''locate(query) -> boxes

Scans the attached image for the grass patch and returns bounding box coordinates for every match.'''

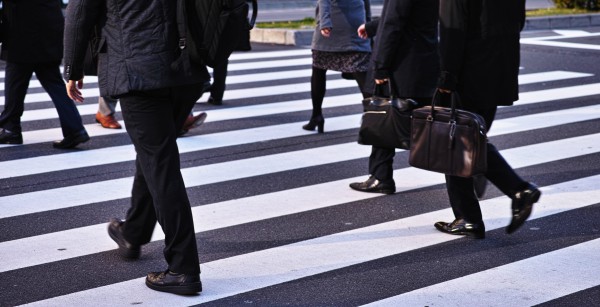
[256,17,316,29]
[526,7,593,16]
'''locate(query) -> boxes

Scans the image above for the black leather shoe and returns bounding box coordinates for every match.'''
[0,129,23,144]
[108,218,141,259]
[473,174,488,199]
[207,96,222,105]
[506,183,541,234]
[52,130,89,149]
[434,218,485,239]
[349,176,396,194]
[146,270,202,295]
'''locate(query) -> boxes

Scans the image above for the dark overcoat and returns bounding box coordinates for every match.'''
[438,0,526,107]
[0,0,65,64]
[63,0,209,97]
[369,0,439,98]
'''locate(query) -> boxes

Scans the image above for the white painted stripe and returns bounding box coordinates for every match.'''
[518,70,592,84]
[227,56,312,71]
[2,103,599,179]
[516,83,600,106]
[21,174,600,306]
[202,78,354,102]
[224,68,337,84]
[521,31,600,42]
[228,48,311,61]
[554,29,592,36]
[520,40,600,50]
[1,133,598,273]
[365,239,600,307]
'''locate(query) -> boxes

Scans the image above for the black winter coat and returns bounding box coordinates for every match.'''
[0,0,64,64]
[369,0,439,98]
[438,0,526,107]
[63,0,209,97]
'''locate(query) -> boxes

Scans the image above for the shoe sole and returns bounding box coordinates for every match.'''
[96,119,122,129]
[0,139,23,144]
[190,113,207,128]
[434,224,485,239]
[53,135,90,149]
[349,186,395,195]
[506,190,541,234]
[145,280,202,295]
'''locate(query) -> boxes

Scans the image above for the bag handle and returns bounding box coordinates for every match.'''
[430,90,462,121]
[373,81,393,98]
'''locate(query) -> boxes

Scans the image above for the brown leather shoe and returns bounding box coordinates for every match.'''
[95,112,122,129]
[179,112,207,136]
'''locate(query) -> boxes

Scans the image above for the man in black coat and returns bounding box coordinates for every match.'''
[434,0,542,239]
[350,0,439,194]
[63,0,210,295]
[0,0,88,148]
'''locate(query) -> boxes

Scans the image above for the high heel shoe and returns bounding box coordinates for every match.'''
[302,116,325,133]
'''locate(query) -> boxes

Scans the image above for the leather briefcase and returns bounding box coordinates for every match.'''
[357,84,419,150]
[409,92,488,177]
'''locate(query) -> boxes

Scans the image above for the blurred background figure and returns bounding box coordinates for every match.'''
[0,0,89,148]
[303,0,372,133]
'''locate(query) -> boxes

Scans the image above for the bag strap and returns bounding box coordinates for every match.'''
[172,0,192,73]
[430,90,462,121]
[248,0,258,29]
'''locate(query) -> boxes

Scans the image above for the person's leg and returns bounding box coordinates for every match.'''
[353,71,369,99]
[444,175,483,223]
[98,96,118,116]
[310,66,327,119]
[208,60,228,104]
[350,146,396,194]
[96,96,122,129]
[0,62,34,134]
[119,85,202,275]
[120,157,158,246]
[368,146,395,182]
[34,62,86,138]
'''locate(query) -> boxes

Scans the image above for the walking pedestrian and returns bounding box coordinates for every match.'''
[0,0,89,148]
[350,0,440,194]
[434,0,542,239]
[303,0,372,133]
[63,0,210,294]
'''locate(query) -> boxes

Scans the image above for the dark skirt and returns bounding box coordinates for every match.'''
[312,50,371,73]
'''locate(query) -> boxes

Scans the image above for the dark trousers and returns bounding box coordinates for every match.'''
[445,106,527,223]
[210,60,228,100]
[119,83,204,275]
[0,61,85,136]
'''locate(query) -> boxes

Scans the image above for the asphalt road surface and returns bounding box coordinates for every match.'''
[0,26,599,306]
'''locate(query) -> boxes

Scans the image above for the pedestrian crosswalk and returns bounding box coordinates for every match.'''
[1,36,599,306]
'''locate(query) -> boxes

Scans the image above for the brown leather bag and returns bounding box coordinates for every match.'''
[409,92,488,178]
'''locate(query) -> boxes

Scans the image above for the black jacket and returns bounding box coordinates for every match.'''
[63,0,209,97]
[369,0,439,98]
[438,0,526,107]
[0,0,65,64]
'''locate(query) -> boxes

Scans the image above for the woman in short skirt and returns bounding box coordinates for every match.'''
[303,0,372,133]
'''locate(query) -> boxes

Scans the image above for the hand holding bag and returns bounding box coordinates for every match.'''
[357,83,419,150]
[409,91,488,177]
